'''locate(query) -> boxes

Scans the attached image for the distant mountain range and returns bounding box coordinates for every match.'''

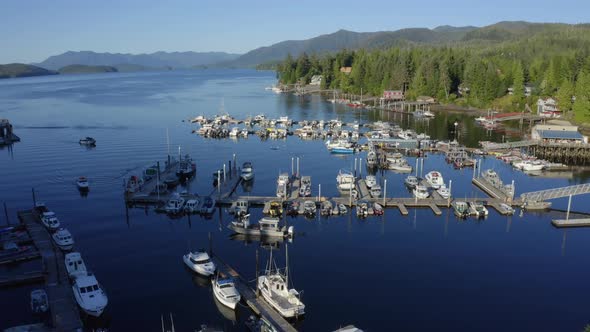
[36,51,241,70]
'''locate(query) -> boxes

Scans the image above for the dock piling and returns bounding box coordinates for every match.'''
[448,180,452,207]
[566,194,572,221]
[383,180,387,205]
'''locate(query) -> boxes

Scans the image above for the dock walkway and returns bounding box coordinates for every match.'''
[19,210,83,331]
[551,218,590,228]
[125,160,179,205]
[472,177,510,201]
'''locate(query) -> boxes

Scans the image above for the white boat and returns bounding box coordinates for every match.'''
[229,199,249,215]
[370,184,381,198]
[425,171,444,189]
[212,275,241,310]
[79,137,96,145]
[321,201,333,216]
[413,185,430,199]
[41,211,60,231]
[276,173,290,198]
[366,150,378,168]
[184,198,201,213]
[229,215,292,238]
[437,185,451,199]
[500,203,515,215]
[76,177,89,190]
[183,250,216,276]
[404,176,419,188]
[365,175,376,188]
[165,193,185,214]
[52,228,74,251]
[302,200,316,217]
[30,289,48,314]
[474,116,487,122]
[65,252,87,279]
[452,201,470,218]
[257,246,305,318]
[469,201,489,218]
[337,169,355,192]
[229,127,239,137]
[373,202,384,216]
[338,203,348,215]
[356,201,369,217]
[72,274,108,317]
[200,196,216,214]
[521,160,544,172]
[241,162,254,181]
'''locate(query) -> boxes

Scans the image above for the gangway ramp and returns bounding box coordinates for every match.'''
[520,183,590,202]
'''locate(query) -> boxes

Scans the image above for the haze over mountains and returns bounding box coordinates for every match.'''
[1,21,586,79]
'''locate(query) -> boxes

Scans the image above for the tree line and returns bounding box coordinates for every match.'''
[275,27,590,123]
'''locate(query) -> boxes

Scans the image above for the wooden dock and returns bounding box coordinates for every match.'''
[212,256,297,332]
[18,210,83,331]
[551,218,590,228]
[472,177,510,201]
[125,160,179,205]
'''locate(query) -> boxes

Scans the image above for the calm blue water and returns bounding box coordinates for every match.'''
[1,70,589,331]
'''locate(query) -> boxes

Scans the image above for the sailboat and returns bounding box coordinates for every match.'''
[257,244,305,318]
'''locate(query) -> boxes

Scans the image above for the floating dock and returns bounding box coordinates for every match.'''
[18,210,83,331]
[551,218,590,228]
[472,176,511,201]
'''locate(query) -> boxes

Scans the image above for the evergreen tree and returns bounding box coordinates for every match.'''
[556,79,574,114]
[513,61,525,100]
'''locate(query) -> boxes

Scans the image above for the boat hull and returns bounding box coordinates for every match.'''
[183,255,215,276]
[228,224,285,238]
[212,285,240,310]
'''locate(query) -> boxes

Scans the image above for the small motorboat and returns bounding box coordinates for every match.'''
[125,175,143,193]
[425,171,444,189]
[241,162,254,181]
[183,250,216,276]
[405,176,419,189]
[331,201,340,215]
[52,228,74,251]
[65,252,87,279]
[370,184,381,198]
[469,201,489,218]
[184,198,201,213]
[365,175,377,188]
[212,275,241,310]
[356,201,368,217]
[373,202,384,216]
[164,193,186,214]
[320,201,333,216]
[452,201,470,219]
[76,177,89,191]
[79,137,96,145]
[338,203,348,215]
[500,203,515,215]
[437,185,451,199]
[303,200,316,218]
[41,212,60,231]
[200,196,216,214]
[286,201,299,216]
[413,185,430,199]
[72,274,108,317]
[30,289,48,314]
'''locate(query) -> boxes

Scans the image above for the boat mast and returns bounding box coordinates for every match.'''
[285,241,289,287]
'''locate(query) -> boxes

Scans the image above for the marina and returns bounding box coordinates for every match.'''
[2,69,590,332]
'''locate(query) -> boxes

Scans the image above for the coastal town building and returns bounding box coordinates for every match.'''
[531,120,587,143]
[381,90,404,101]
[536,97,561,118]
[309,75,322,86]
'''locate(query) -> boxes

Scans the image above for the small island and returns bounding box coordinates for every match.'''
[0,63,57,79]
[58,64,118,74]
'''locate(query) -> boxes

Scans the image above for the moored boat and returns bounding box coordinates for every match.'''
[79,137,96,145]
[425,171,444,189]
[76,177,89,190]
[52,228,74,251]
[165,193,185,214]
[183,250,216,276]
[41,212,60,231]
[30,289,48,314]
[229,215,293,238]
[72,274,108,317]
[469,201,488,218]
[200,196,216,214]
[65,252,87,279]
[452,201,470,218]
[413,185,429,199]
[212,275,241,310]
[241,162,254,181]
[405,175,419,189]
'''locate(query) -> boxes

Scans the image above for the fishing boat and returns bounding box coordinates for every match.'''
[386,153,412,172]
[200,196,216,214]
[257,245,305,318]
[165,193,186,214]
[452,201,470,219]
[72,274,108,317]
[184,199,201,213]
[212,275,241,310]
[356,201,368,217]
[183,250,216,276]
[404,176,419,189]
[79,137,96,145]
[76,177,89,190]
[338,203,348,215]
[425,171,444,189]
[469,201,488,218]
[126,175,143,193]
[52,228,74,251]
[229,215,293,238]
[276,173,290,198]
[30,289,48,314]
[164,174,180,188]
[373,202,384,216]
[413,185,430,199]
[176,154,196,180]
[241,162,254,181]
[366,150,378,168]
[321,201,333,216]
[337,169,355,192]
[303,200,316,218]
[41,211,60,231]
[365,175,376,188]
[500,203,515,215]
[65,252,87,279]
[370,184,381,198]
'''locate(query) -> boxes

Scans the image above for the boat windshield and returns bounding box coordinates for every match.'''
[80,285,99,293]
[191,257,211,264]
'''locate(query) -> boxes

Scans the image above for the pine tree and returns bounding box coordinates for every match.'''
[556,80,574,114]
[573,70,590,122]
[513,61,525,100]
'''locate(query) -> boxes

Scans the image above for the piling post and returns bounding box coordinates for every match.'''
[291,157,294,175]
[297,157,300,177]
[383,180,387,206]
[478,159,482,177]
[224,164,227,183]
[31,188,37,208]
[255,248,260,296]
[359,158,362,178]
[4,202,9,226]
[233,154,236,171]
[318,184,321,202]
[217,170,221,194]
[354,158,357,178]
[566,194,572,221]
[511,180,515,203]
[448,180,452,207]
[473,159,477,179]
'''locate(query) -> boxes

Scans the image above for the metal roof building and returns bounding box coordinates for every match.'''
[537,130,584,141]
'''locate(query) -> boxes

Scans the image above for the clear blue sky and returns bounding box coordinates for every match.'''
[1,0,588,64]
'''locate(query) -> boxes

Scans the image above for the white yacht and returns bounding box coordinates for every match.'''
[65,252,87,279]
[241,162,254,181]
[52,228,74,251]
[437,185,451,199]
[76,177,89,190]
[413,185,430,199]
[365,175,377,188]
[404,176,419,189]
[72,274,108,317]
[370,184,381,198]
[183,250,216,276]
[276,173,290,198]
[229,199,249,215]
[164,193,185,214]
[425,171,444,189]
[521,160,545,172]
[41,211,60,231]
[212,276,241,310]
[337,169,355,192]
[257,246,305,318]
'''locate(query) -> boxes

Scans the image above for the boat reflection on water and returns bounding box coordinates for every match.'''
[213,294,238,323]
[241,178,254,193]
[186,267,211,288]
[229,233,287,250]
